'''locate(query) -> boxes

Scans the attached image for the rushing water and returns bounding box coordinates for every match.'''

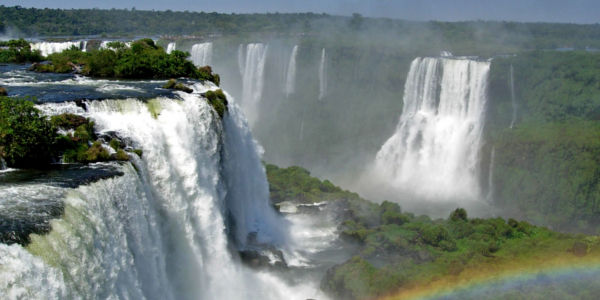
[374,57,491,202]
[509,64,518,129]
[240,43,268,126]
[190,43,213,67]
[284,45,298,97]
[166,42,176,54]
[30,41,84,56]
[0,65,331,299]
[318,48,327,100]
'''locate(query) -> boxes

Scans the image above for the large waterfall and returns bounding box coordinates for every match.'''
[239,43,268,126]
[318,48,327,100]
[374,57,490,202]
[0,84,322,299]
[190,43,213,66]
[284,45,298,97]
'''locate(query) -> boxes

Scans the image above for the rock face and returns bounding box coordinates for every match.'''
[0,87,7,96]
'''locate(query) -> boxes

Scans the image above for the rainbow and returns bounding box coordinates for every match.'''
[382,251,600,300]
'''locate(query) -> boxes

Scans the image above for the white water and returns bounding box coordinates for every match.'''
[509,64,517,129]
[1,86,324,299]
[240,43,268,126]
[237,44,245,77]
[166,42,176,54]
[374,57,490,201]
[318,48,327,100]
[486,146,496,201]
[190,43,213,66]
[284,45,298,97]
[30,41,83,57]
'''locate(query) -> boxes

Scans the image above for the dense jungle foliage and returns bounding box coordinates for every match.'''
[1,5,600,53]
[266,164,600,300]
[486,51,600,234]
[30,39,220,82]
[0,38,43,63]
[0,97,137,167]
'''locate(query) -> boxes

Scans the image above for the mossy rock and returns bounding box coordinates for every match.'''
[202,89,228,118]
[163,79,193,93]
[113,148,129,161]
[50,113,88,129]
[198,66,220,86]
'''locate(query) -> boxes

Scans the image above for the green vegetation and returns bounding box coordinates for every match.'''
[0,98,137,167]
[163,79,193,93]
[30,39,221,83]
[486,51,600,233]
[265,164,355,204]
[0,38,43,63]
[265,164,600,300]
[202,89,228,118]
[0,96,57,167]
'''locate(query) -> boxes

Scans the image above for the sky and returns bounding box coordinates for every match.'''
[1,0,598,24]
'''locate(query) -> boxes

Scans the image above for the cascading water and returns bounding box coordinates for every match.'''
[190,43,213,66]
[0,83,324,299]
[486,146,496,202]
[237,44,245,77]
[30,41,83,57]
[284,45,298,97]
[318,48,327,100]
[374,57,490,202]
[240,43,268,126]
[166,42,176,54]
[509,64,517,129]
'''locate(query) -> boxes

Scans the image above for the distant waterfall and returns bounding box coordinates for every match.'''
[240,43,268,126]
[30,41,83,56]
[318,48,327,100]
[509,64,517,129]
[375,57,490,201]
[190,42,213,66]
[284,45,298,97]
[486,146,496,201]
[81,40,88,52]
[166,42,176,54]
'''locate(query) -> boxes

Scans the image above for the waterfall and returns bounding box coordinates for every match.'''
[486,147,496,202]
[284,45,298,97]
[0,157,5,170]
[237,44,245,77]
[166,42,176,54]
[374,57,490,201]
[30,41,82,57]
[509,64,517,129]
[299,120,305,141]
[81,40,88,52]
[190,43,213,66]
[318,48,327,100]
[1,86,322,299]
[240,43,268,126]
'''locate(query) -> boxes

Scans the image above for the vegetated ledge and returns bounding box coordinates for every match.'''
[0,96,142,170]
[264,164,600,300]
[27,38,220,85]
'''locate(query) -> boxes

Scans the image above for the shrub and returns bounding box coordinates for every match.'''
[0,97,57,167]
[203,89,228,118]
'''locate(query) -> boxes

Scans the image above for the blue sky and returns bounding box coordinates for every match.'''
[2,0,598,24]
